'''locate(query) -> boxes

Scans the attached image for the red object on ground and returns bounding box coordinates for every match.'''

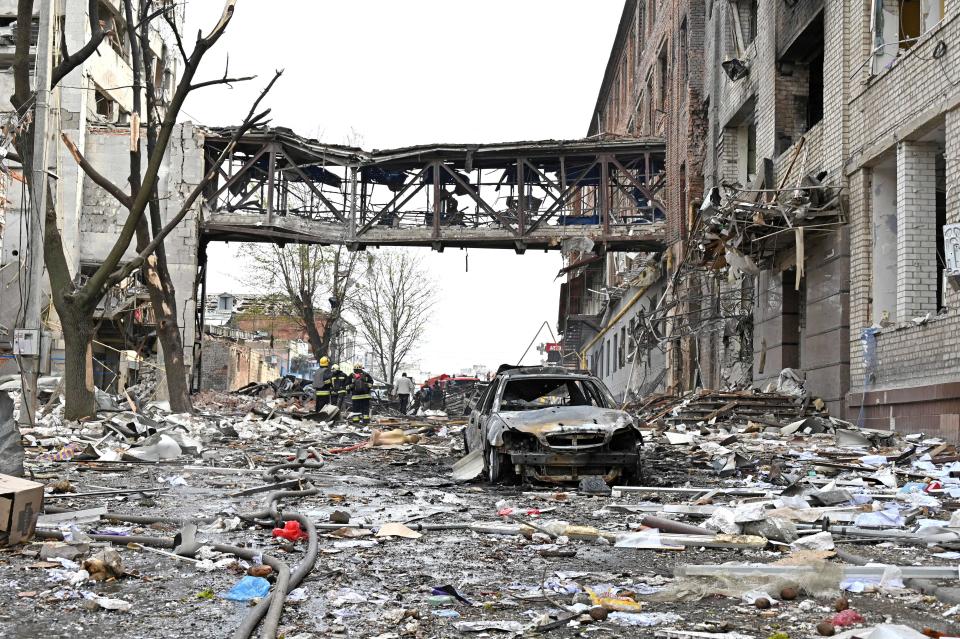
[497,507,514,517]
[272,520,308,541]
[831,609,865,627]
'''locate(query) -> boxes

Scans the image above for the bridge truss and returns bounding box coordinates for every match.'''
[200,128,667,253]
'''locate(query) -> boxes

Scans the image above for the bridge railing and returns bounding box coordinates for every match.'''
[201,130,668,249]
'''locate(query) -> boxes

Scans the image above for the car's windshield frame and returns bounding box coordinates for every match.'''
[493,375,616,412]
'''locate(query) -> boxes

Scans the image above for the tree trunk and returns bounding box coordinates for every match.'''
[57,299,97,420]
[301,303,325,362]
[318,307,341,360]
[141,257,192,412]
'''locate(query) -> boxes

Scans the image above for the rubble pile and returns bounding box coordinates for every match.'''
[0,382,958,638]
[693,171,845,275]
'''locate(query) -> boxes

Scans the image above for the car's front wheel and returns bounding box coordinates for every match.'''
[487,445,509,483]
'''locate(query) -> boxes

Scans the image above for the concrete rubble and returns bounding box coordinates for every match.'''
[0,382,959,638]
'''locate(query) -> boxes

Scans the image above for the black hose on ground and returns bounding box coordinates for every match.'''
[39,450,323,639]
[231,451,321,639]
[230,512,319,639]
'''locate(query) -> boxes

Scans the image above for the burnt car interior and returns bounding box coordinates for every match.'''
[499,378,609,411]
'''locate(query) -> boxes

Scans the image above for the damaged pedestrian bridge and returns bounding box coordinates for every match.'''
[200,128,667,253]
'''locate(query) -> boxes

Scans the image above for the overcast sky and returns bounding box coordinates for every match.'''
[182,1,622,376]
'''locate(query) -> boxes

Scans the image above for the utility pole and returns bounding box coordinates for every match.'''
[18,0,55,426]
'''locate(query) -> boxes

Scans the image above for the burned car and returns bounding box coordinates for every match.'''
[463,366,642,484]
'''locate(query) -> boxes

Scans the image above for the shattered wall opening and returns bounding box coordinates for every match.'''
[775,11,824,156]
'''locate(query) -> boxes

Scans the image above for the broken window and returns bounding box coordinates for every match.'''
[94,88,117,121]
[646,75,655,133]
[777,11,825,154]
[871,0,943,72]
[636,3,646,60]
[747,0,758,43]
[900,0,923,48]
[658,47,668,113]
[499,378,610,410]
[620,326,627,368]
[613,333,619,372]
[679,18,688,93]
[735,121,757,186]
[937,153,947,311]
[605,339,611,377]
[99,1,126,58]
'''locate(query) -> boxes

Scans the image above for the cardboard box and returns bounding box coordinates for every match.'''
[0,473,44,545]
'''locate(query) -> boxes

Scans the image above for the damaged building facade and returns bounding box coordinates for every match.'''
[0,0,204,393]
[564,0,960,437]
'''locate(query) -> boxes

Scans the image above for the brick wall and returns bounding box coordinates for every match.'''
[896,141,940,319]
[843,4,960,437]
[592,0,707,244]
[200,336,280,392]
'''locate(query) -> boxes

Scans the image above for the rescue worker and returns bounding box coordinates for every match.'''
[313,356,333,412]
[350,362,374,425]
[331,364,349,412]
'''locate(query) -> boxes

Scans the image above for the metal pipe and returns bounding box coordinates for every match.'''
[639,515,712,536]
[678,564,960,580]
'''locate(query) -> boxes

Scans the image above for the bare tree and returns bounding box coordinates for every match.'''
[11,0,279,419]
[241,244,369,363]
[354,250,436,385]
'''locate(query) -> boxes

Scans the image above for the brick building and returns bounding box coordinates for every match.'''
[561,0,706,401]
[845,0,960,438]
[567,0,960,438]
[199,335,280,393]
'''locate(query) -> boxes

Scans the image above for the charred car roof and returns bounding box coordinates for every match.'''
[494,366,591,378]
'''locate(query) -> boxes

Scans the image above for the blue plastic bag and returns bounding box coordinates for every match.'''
[222,576,271,601]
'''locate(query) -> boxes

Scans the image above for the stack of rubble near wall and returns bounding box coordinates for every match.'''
[631,388,811,428]
[692,169,845,276]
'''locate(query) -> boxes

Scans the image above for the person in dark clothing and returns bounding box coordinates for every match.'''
[330,364,349,413]
[313,357,332,412]
[428,382,443,410]
[350,362,375,426]
[421,384,433,411]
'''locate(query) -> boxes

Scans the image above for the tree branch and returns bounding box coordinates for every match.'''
[190,74,256,91]
[82,0,246,305]
[51,0,109,88]
[61,133,133,209]
[162,4,187,61]
[12,0,35,113]
[106,70,282,287]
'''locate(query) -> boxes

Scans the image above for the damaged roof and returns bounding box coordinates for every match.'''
[201,125,664,169]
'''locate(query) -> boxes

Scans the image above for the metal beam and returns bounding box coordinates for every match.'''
[278,147,346,222]
[432,160,441,240]
[439,164,517,233]
[266,143,277,223]
[357,165,428,234]
[526,159,599,234]
[600,155,610,236]
[610,155,666,213]
[205,143,270,208]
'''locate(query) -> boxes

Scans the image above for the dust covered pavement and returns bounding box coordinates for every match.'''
[1,385,960,638]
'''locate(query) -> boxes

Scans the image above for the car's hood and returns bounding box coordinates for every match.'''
[496,405,633,434]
